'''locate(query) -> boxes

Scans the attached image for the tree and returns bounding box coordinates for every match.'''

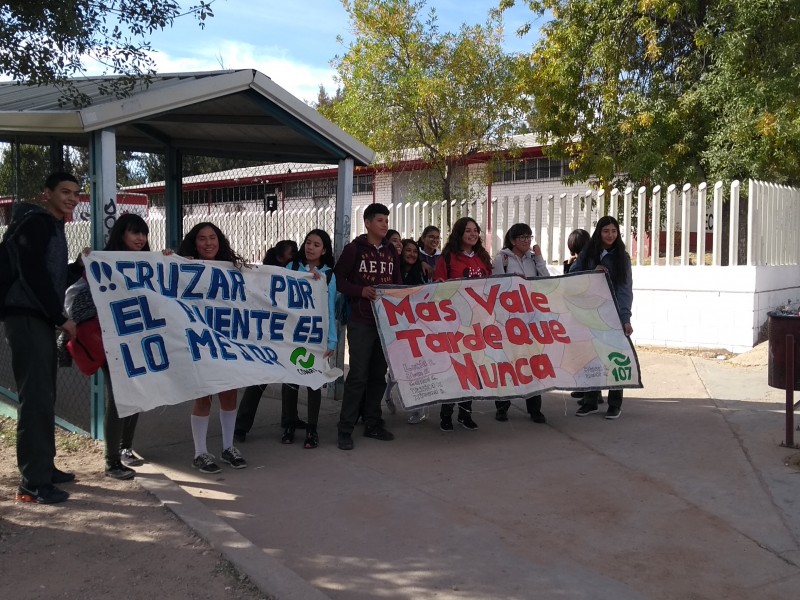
[326,0,528,203]
[501,0,800,187]
[134,153,263,183]
[0,1,215,107]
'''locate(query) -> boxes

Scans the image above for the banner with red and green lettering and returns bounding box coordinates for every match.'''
[373,271,641,409]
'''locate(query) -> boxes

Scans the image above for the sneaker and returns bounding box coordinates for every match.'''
[120,448,144,467]
[407,409,427,424]
[364,424,395,441]
[571,391,584,399]
[51,468,76,484]
[495,408,508,422]
[304,430,319,449]
[192,453,222,474]
[457,413,478,431]
[281,427,295,444]
[337,432,354,450]
[105,460,135,480]
[605,406,622,420]
[440,417,454,432]
[576,405,599,417]
[221,446,247,469]
[530,411,547,424]
[233,430,247,444]
[16,484,69,504]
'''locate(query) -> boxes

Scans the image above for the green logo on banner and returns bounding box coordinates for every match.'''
[608,352,632,382]
[290,347,315,369]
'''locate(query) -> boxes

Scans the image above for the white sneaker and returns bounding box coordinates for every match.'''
[407,408,427,424]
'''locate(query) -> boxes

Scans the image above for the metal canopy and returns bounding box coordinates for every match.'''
[0,69,374,165]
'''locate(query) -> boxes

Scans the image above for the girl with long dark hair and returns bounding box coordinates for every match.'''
[433,217,492,431]
[280,229,337,449]
[571,216,633,420]
[178,222,248,473]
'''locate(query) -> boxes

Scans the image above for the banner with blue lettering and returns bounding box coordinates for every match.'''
[374,271,641,409]
[84,252,341,417]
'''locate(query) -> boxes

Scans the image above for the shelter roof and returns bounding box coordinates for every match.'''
[0,70,373,165]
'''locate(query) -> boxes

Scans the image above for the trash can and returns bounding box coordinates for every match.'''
[767,310,800,390]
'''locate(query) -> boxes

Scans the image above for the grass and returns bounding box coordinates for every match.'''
[0,415,99,454]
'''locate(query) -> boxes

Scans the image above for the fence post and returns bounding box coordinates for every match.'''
[681,183,692,266]
[666,184,677,266]
[534,194,544,247]
[622,187,632,247]
[636,186,646,265]
[559,193,568,264]
[572,193,580,232]
[583,189,593,231]
[609,188,619,220]
[712,181,723,266]
[597,188,606,218]
[729,180,740,266]
[747,180,757,266]
[546,194,555,261]
[697,182,707,264]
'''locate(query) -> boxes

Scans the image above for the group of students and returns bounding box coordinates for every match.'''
[3,172,634,504]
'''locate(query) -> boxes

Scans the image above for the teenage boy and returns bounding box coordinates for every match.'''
[3,172,81,504]
[334,203,401,450]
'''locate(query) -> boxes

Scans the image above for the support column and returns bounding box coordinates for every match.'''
[333,158,354,401]
[165,148,183,250]
[87,128,117,440]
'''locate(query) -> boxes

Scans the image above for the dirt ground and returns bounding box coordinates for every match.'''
[0,416,270,600]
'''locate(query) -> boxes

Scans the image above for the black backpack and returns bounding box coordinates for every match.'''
[0,228,23,319]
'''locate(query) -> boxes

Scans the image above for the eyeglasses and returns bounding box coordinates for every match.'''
[515,235,532,242]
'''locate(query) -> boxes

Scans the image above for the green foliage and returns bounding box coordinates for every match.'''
[329,0,528,201]
[503,0,800,187]
[134,153,263,183]
[0,144,50,200]
[0,1,215,107]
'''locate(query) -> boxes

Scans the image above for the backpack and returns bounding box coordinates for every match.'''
[66,318,105,375]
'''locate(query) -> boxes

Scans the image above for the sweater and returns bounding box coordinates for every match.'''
[334,234,401,326]
[287,261,338,351]
[434,251,491,281]
[571,247,633,324]
[491,248,550,278]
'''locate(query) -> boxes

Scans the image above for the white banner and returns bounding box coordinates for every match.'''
[374,271,641,409]
[84,252,341,417]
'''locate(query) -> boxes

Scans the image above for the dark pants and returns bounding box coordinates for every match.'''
[495,395,542,414]
[235,384,266,434]
[440,401,472,418]
[6,315,57,489]
[101,364,139,462]
[281,384,321,430]
[338,322,386,434]
[583,389,623,408]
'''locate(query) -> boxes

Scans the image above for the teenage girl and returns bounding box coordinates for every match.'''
[386,229,403,255]
[178,222,248,473]
[571,216,633,420]
[71,214,161,479]
[280,229,337,449]
[491,223,549,424]
[400,238,430,425]
[433,217,492,431]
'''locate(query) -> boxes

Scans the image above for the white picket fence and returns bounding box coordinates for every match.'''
[2,179,797,268]
[352,179,800,267]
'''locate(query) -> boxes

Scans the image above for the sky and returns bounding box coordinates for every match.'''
[143,0,542,104]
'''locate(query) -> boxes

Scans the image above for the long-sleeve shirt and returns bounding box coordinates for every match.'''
[491,248,550,278]
[572,248,633,324]
[434,251,491,281]
[287,261,339,351]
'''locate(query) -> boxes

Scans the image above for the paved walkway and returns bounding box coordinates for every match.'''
[133,348,800,600]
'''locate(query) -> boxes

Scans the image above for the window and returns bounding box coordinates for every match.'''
[492,158,573,184]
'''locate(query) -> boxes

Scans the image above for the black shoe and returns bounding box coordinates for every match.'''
[605,406,622,420]
[364,424,394,441]
[337,432,354,450]
[571,391,584,399]
[457,413,478,431]
[440,417,454,432]
[16,484,69,504]
[105,460,135,480]
[294,419,308,430]
[233,430,246,444]
[304,430,319,449]
[281,427,295,444]
[576,405,599,417]
[51,468,76,484]
[495,408,508,422]
[530,411,547,424]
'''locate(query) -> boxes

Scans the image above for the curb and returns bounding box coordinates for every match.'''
[135,465,331,600]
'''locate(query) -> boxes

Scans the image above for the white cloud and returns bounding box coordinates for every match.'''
[147,40,338,105]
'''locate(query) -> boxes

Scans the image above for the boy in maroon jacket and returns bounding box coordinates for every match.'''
[334,203,401,450]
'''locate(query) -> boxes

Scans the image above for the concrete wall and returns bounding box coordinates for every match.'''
[631,266,800,352]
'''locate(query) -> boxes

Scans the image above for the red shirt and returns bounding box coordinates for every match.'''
[434,251,491,281]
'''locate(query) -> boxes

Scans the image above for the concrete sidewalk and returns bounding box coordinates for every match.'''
[132,349,800,600]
